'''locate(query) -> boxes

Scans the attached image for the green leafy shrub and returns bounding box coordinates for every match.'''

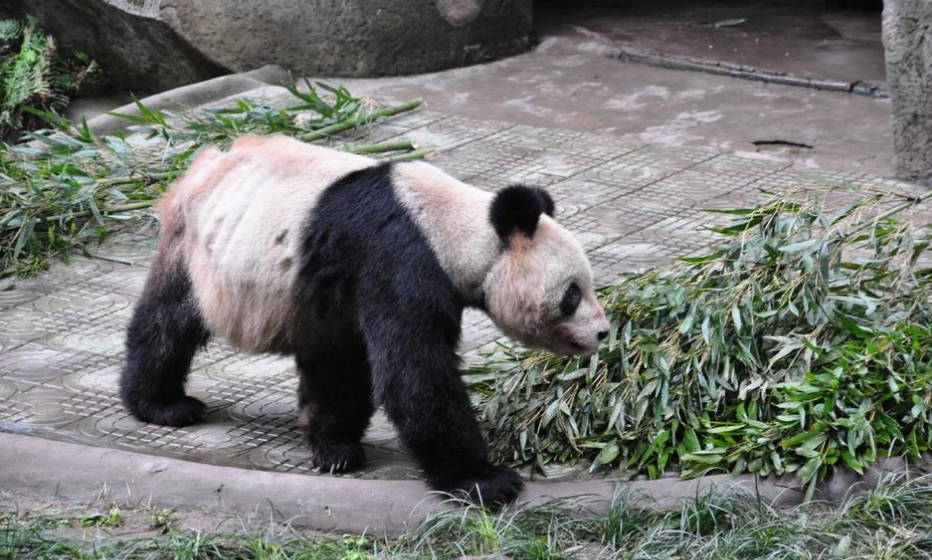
[470,189,932,497]
[0,16,104,141]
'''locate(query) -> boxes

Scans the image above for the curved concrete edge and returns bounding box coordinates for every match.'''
[0,432,774,535]
[241,65,292,88]
[0,432,448,535]
[84,65,289,136]
[1,433,927,535]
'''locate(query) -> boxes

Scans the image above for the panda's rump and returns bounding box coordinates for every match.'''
[172,135,375,353]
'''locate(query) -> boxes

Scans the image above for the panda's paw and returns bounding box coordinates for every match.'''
[129,396,207,427]
[311,443,367,473]
[442,464,525,507]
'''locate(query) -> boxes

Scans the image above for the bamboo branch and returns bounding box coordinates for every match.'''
[95,171,173,188]
[301,99,423,142]
[378,149,433,163]
[104,200,158,213]
[845,191,930,239]
[349,139,419,154]
[8,200,159,228]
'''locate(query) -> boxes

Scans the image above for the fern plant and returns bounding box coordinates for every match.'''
[0,18,22,41]
[0,16,103,141]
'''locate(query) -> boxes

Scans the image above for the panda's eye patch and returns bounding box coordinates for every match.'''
[560,283,582,316]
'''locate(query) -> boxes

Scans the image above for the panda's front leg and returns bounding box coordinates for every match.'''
[359,309,524,505]
[295,336,374,473]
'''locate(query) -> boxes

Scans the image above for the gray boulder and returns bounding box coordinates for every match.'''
[3,0,534,93]
[883,0,932,186]
[2,0,227,93]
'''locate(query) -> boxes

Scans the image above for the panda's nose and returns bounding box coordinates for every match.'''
[597,330,609,341]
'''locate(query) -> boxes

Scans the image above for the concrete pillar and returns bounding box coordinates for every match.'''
[883,0,932,186]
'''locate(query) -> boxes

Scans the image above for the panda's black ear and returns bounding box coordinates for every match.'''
[490,185,555,242]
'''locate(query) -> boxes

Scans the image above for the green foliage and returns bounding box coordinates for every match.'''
[79,506,121,528]
[0,19,23,41]
[0,85,422,277]
[470,188,932,495]
[0,16,103,141]
[5,472,932,559]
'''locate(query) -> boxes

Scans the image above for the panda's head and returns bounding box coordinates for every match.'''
[482,186,610,356]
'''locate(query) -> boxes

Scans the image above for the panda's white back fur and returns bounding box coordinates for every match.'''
[164,135,502,352]
[164,136,368,350]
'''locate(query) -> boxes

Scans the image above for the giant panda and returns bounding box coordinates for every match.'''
[121,134,610,504]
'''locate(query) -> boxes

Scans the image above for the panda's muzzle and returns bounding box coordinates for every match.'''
[553,324,597,356]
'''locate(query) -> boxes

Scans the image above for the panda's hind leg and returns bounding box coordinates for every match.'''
[295,336,374,473]
[121,256,210,427]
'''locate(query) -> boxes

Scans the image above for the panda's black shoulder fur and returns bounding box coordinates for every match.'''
[293,162,463,346]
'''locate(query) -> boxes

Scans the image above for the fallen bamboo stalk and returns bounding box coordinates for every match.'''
[350,139,419,154]
[104,201,158,213]
[301,99,423,142]
[8,200,159,228]
[95,171,173,188]
[378,149,432,163]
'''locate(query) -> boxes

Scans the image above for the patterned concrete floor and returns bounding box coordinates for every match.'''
[0,91,922,482]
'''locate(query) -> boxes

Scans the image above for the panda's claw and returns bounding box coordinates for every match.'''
[436,464,525,507]
[469,465,525,506]
[311,443,366,473]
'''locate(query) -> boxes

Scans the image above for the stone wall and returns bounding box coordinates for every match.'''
[882,0,932,186]
[3,0,534,93]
